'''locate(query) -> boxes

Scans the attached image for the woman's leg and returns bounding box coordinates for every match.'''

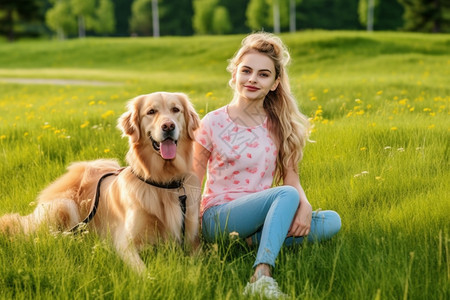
[248,210,341,246]
[202,186,299,268]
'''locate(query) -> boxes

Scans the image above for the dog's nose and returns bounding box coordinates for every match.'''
[161,121,175,132]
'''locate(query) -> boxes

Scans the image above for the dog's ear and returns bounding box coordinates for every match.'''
[180,93,200,141]
[118,97,141,143]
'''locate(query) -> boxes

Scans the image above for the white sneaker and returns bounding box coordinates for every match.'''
[243,275,288,299]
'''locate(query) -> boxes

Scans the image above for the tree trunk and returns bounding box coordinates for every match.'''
[367,0,374,31]
[273,0,280,34]
[78,15,86,38]
[289,0,296,33]
[433,0,441,33]
[6,8,14,42]
[152,0,160,38]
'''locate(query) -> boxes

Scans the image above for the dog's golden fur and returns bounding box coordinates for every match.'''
[0,92,201,273]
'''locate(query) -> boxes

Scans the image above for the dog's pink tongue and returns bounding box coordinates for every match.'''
[160,140,177,159]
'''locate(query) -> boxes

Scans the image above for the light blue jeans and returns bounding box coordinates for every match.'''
[202,186,341,268]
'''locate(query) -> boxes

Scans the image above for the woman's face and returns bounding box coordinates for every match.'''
[232,51,280,103]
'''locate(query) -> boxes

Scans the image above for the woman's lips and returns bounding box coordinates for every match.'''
[244,85,259,91]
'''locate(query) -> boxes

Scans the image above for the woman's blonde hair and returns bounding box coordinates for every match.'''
[227,32,310,184]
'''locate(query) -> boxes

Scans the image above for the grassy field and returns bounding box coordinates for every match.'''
[0,31,449,299]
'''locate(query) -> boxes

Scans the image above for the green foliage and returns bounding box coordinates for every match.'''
[0,32,449,298]
[158,0,194,36]
[45,0,116,38]
[358,0,379,26]
[45,0,77,39]
[0,0,41,41]
[212,6,232,34]
[95,0,115,34]
[129,0,153,36]
[192,0,218,34]
[399,0,450,32]
[246,0,270,31]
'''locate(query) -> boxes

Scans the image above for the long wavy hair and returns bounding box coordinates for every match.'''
[227,32,310,184]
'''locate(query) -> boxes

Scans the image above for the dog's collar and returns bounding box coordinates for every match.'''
[131,169,183,189]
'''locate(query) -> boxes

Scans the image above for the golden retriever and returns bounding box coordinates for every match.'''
[0,92,201,273]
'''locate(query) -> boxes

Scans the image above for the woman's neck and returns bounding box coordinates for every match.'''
[228,96,266,127]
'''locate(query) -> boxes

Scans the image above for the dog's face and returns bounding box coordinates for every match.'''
[118,92,199,160]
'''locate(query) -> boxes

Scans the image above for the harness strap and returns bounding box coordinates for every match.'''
[69,169,123,234]
[68,168,188,245]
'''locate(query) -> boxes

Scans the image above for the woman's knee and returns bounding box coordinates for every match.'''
[317,210,341,237]
[277,186,300,208]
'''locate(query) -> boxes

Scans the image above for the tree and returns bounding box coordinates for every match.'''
[219,0,249,34]
[94,0,115,35]
[212,6,232,34]
[246,0,291,33]
[0,0,40,41]
[358,0,379,31]
[246,0,270,31]
[158,0,194,35]
[399,0,450,32]
[46,0,77,39]
[130,0,153,36]
[70,0,96,38]
[192,0,218,34]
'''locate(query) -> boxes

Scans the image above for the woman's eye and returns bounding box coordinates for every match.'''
[172,107,180,113]
[147,109,156,115]
[260,73,269,77]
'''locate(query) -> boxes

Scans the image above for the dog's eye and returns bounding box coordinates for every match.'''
[171,107,180,113]
[147,109,156,115]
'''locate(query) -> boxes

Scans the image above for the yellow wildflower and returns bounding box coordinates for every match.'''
[101,110,114,119]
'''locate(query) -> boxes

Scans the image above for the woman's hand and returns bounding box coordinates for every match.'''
[287,200,312,237]
[283,162,313,237]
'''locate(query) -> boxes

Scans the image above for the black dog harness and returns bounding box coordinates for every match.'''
[69,168,187,244]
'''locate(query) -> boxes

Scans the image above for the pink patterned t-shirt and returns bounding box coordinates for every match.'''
[195,106,278,215]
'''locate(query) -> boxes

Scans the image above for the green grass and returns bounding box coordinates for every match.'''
[0,31,449,299]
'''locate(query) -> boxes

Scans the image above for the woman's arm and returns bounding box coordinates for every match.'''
[193,142,211,185]
[284,166,312,237]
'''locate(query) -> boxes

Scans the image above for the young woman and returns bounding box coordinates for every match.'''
[193,32,341,298]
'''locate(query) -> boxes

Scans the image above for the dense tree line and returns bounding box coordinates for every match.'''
[0,0,448,41]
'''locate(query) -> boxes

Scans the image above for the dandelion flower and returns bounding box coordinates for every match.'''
[104,149,110,153]
[390,127,398,131]
[101,110,114,119]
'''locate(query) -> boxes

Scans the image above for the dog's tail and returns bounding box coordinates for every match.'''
[0,199,81,236]
[0,159,121,236]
